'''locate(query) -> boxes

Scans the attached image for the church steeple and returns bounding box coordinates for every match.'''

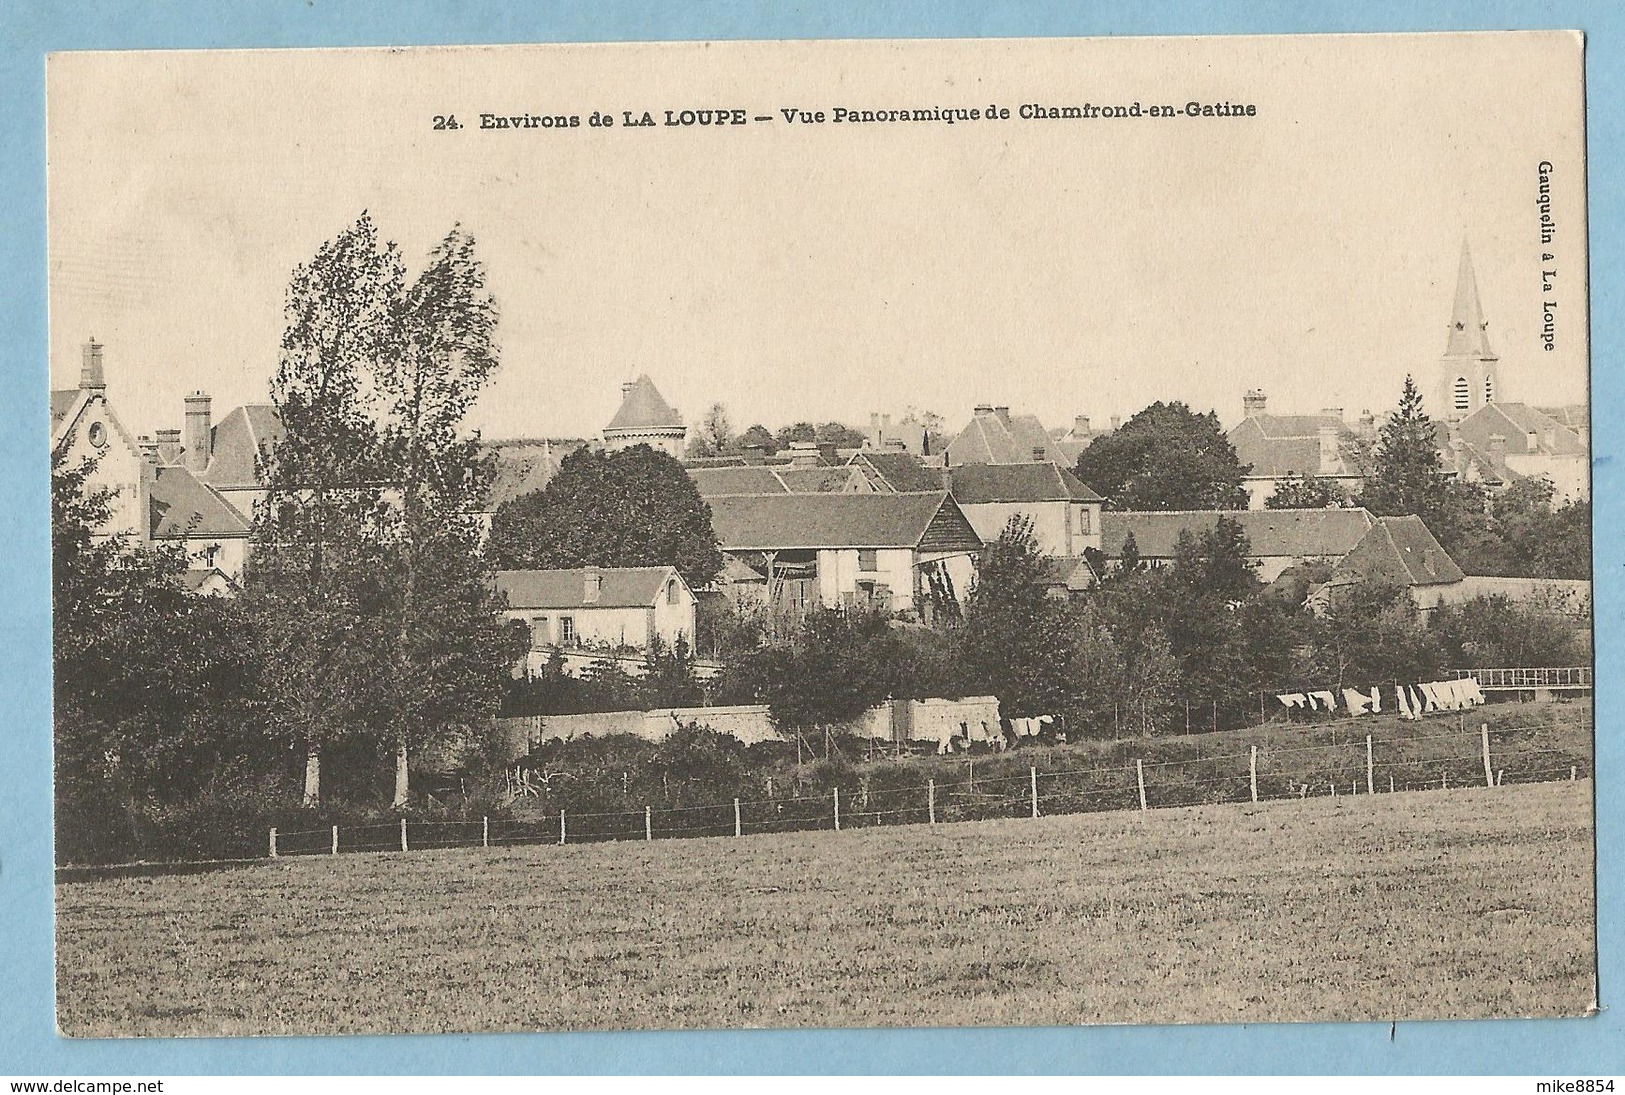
[1437,239,1501,421]
[1445,240,1495,358]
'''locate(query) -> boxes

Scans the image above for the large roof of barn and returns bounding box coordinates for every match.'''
[1100,508,1378,559]
[948,461,1103,504]
[707,491,982,551]
[496,566,682,610]
[1334,516,1465,587]
[148,465,252,540]
[606,375,683,431]
[481,438,590,508]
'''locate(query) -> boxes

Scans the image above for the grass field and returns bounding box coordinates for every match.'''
[56,780,1596,1036]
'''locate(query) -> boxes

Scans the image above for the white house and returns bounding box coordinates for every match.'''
[947,461,1105,555]
[497,566,697,666]
[706,491,983,620]
[50,338,148,539]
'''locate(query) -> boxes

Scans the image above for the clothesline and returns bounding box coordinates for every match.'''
[1274,678,1486,719]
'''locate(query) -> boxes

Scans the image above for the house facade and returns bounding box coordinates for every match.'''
[946,461,1104,555]
[1100,508,1385,584]
[50,339,148,539]
[497,567,697,669]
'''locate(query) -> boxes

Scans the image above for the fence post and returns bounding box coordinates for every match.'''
[400,817,408,852]
[1249,746,1258,803]
[1136,759,1147,812]
[1390,774,1395,794]
[559,809,566,846]
[1497,770,1504,786]
[268,827,278,859]
[645,805,652,842]
[482,816,489,849]
[734,798,742,838]
[331,825,339,856]
[1571,765,1578,782]
[833,786,841,832]
[928,779,936,825]
[1480,723,1494,788]
[1030,766,1039,819]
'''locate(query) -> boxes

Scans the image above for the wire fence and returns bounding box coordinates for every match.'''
[266,714,1593,859]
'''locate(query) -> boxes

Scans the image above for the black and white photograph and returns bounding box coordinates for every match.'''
[47,32,1594,1037]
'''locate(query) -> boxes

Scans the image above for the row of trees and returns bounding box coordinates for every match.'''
[55,214,525,862]
[709,515,1585,741]
[686,403,948,458]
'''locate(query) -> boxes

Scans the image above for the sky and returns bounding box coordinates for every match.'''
[46,33,1589,444]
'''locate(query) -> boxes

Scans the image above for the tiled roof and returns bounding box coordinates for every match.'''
[1040,555,1098,591]
[690,465,790,496]
[853,451,947,493]
[483,439,589,508]
[606,375,682,431]
[1333,516,1464,587]
[148,465,252,540]
[50,389,80,429]
[200,404,285,487]
[497,566,681,610]
[949,462,1103,504]
[1228,414,1363,477]
[708,491,981,551]
[1100,508,1377,559]
[775,466,863,493]
[1458,403,1585,456]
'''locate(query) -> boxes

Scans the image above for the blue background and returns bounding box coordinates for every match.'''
[1,0,1619,1076]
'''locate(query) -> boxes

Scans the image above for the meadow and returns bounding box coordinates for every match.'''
[56,778,1595,1036]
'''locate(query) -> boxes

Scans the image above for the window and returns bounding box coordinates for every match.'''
[559,615,576,645]
[528,616,550,650]
[1484,375,1495,404]
[858,549,878,572]
[1077,506,1092,535]
[1453,377,1470,411]
[666,579,680,605]
[87,421,107,449]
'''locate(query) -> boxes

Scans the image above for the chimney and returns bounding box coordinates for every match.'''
[184,391,213,473]
[817,442,838,465]
[155,428,183,466]
[973,404,995,417]
[1358,408,1375,433]
[1242,389,1266,416]
[1074,415,1090,436]
[1110,415,1121,431]
[740,441,767,465]
[869,412,881,441]
[79,338,106,392]
[1319,407,1344,423]
[1317,423,1340,475]
[621,380,634,397]
[994,406,1011,426]
[583,568,602,604]
[788,441,820,467]
[137,435,159,464]
[1031,446,1047,462]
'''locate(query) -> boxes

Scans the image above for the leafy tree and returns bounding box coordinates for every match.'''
[373,224,516,806]
[1360,375,1449,520]
[775,422,817,448]
[1430,594,1583,669]
[737,424,778,454]
[813,421,868,448]
[899,406,949,455]
[1116,530,1142,576]
[489,444,724,589]
[53,451,268,862]
[720,608,906,734]
[1308,580,1443,689]
[643,636,704,709]
[688,402,734,458]
[1074,401,1249,510]
[1266,473,1350,509]
[960,517,1082,719]
[252,212,402,806]
[1169,516,1258,602]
